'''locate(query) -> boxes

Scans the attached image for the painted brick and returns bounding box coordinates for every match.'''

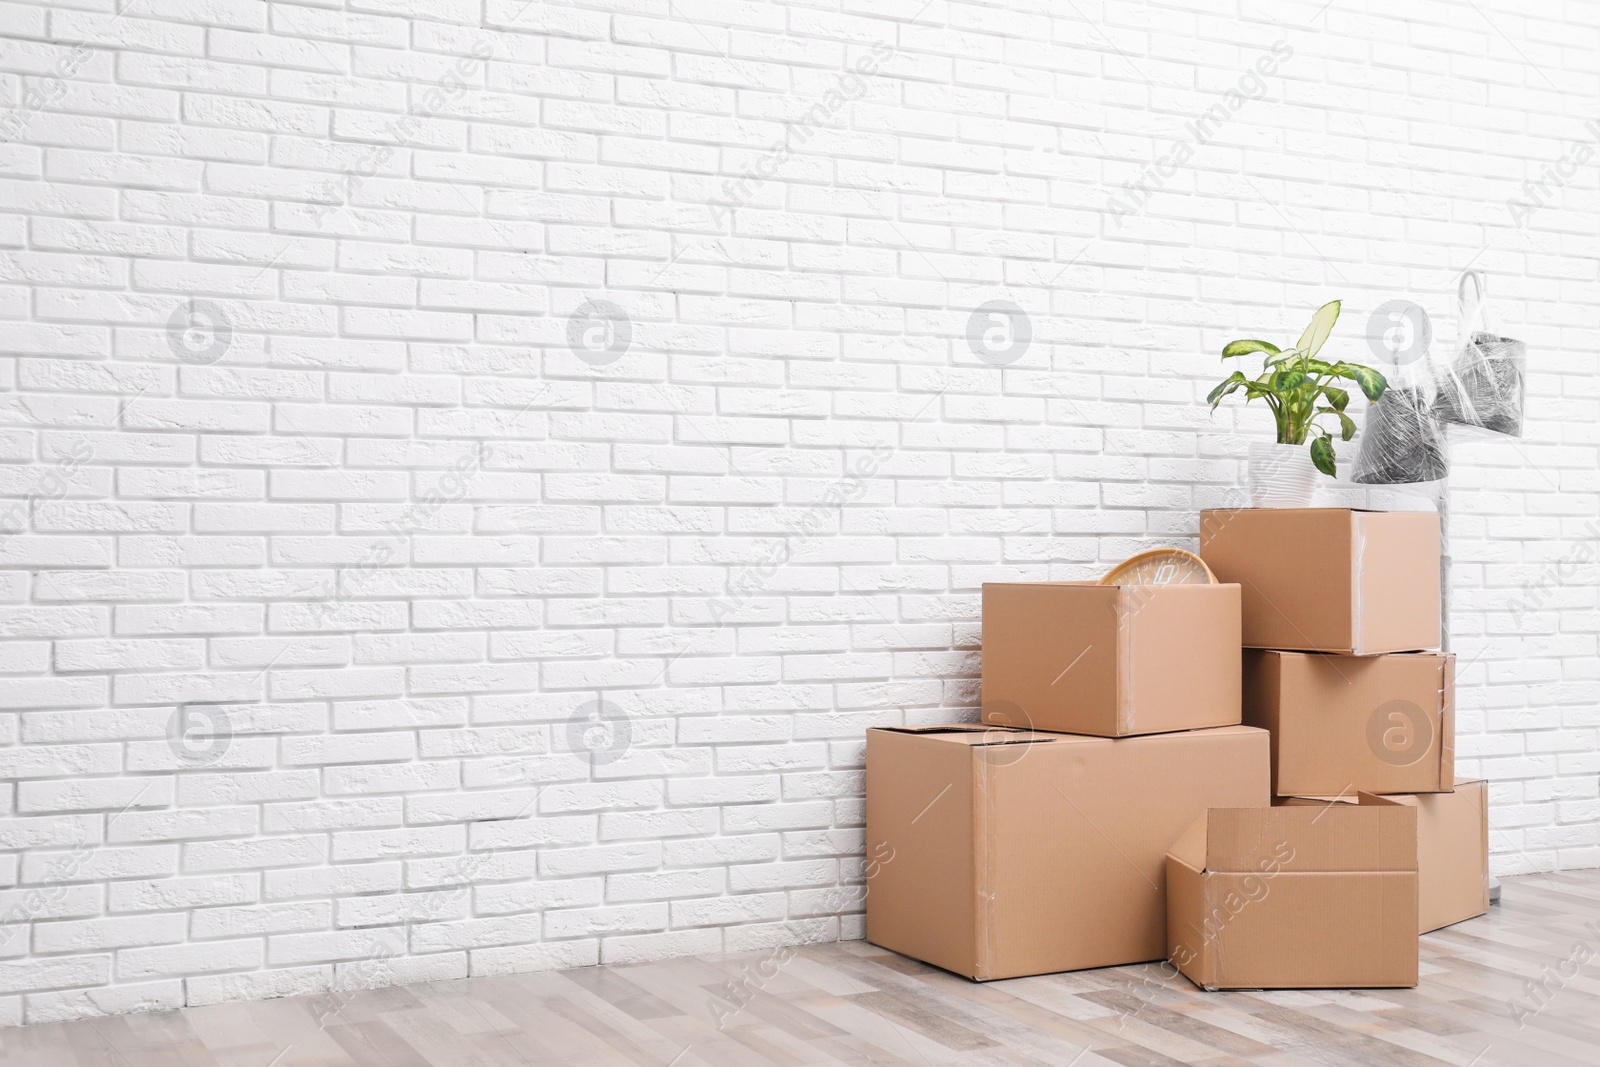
[0,0,1585,1031]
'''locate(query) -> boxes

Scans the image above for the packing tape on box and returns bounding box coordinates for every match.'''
[1352,521,1366,654]
[1207,879,1226,991]
[1119,588,1135,732]
[977,746,998,973]
[1439,653,1454,780]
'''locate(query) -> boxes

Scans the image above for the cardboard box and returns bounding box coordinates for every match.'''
[1199,508,1440,654]
[1166,805,1419,990]
[1243,650,1454,797]
[981,582,1242,737]
[864,723,1269,981]
[1361,780,1489,934]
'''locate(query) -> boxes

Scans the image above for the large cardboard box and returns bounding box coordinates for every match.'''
[865,724,1269,980]
[1199,508,1440,654]
[981,581,1242,737]
[1166,805,1419,990]
[1243,649,1454,796]
[1361,780,1489,934]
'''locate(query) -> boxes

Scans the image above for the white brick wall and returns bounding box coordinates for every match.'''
[0,0,1593,1027]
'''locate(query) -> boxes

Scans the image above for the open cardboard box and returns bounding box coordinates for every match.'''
[1166,804,1419,990]
[865,723,1268,980]
[1244,649,1454,797]
[1199,508,1440,655]
[982,581,1242,737]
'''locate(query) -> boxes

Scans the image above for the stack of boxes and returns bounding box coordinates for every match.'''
[1183,507,1490,989]
[864,507,1490,990]
[864,563,1271,981]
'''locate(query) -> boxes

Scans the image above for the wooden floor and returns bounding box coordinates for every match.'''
[4,869,1597,1067]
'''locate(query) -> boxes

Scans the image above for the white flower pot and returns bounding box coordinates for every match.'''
[1247,440,1319,508]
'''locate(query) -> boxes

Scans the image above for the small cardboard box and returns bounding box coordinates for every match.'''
[1199,508,1440,654]
[981,582,1242,737]
[865,723,1269,980]
[1166,805,1419,990]
[1360,780,1489,934]
[1243,650,1454,797]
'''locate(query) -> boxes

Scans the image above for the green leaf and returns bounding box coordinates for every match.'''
[1206,371,1247,408]
[1293,300,1341,359]
[1264,348,1301,367]
[1324,386,1350,411]
[1342,364,1388,401]
[1221,339,1281,359]
[1315,408,1356,441]
[1309,434,1337,476]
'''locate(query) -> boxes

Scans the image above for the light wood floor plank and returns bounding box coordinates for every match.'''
[5,872,1600,1065]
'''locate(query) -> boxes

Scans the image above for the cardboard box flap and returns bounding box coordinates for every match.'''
[1167,814,1207,870]
[1215,506,1395,514]
[873,725,1062,748]
[1357,792,1415,808]
[1201,806,1417,873]
[875,725,1268,751]
[984,580,1114,588]
[875,724,989,735]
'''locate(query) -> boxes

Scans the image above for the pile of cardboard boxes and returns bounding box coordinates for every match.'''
[865,508,1489,990]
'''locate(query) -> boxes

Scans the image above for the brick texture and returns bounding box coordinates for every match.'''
[0,0,1593,1027]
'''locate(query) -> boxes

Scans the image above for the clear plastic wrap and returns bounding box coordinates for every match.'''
[1433,330,1525,435]
[1353,385,1449,484]
[1430,271,1525,437]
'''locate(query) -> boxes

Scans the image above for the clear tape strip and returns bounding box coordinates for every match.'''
[1118,587,1136,733]
[976,745,994,979]
[1351,516,1365,653]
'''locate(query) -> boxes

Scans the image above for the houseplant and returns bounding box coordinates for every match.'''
[1207,301,1388,501]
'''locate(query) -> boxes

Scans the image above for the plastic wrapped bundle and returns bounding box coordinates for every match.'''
[1431,270,1525,437]
[1432,330,1525,436]
[1353,385,1449,484]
